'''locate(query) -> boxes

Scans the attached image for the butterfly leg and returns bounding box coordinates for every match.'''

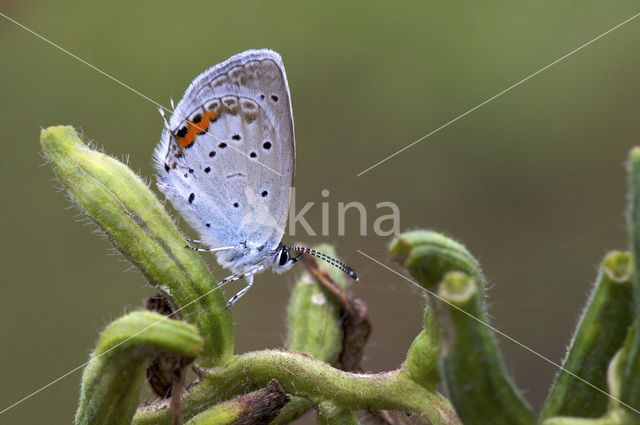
[223,265,266,309]
[185,244,236,253]
[185,245,214,252]
[226,275,254,309]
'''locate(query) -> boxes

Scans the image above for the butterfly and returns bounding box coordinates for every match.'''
[154,49,358,308]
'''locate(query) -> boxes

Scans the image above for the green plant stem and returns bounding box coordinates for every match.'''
[316,401,361,425]
[542,148,640,424]
[389,230,483,291]
[438,271,536,425]
[41,126,233,367]
[76,311,202,425]
[621,147,640,414]
[605,346,640,424]
[183,400,247,425]
[403,296,442,388]
[276,244,348,423]
[541,348,637,425]
[287,244,346,365]
[541,411,631,425]
[272,392,311,424]
[390,231,534,425]
[133,350,459,425]
[541,251,634,419]
[183,380,289,425]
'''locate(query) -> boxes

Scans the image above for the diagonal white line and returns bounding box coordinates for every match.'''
[0,11,167,111]
[0,364,86,416]
[3,3,637,416]
[356,11,640,176]
[0,276,241,415]
[0,11,281,177]
[227,142,282,176]
[0,10,286,415]
[356,249,640,416]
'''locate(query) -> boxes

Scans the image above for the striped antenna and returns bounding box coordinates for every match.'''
[288,246,359,282]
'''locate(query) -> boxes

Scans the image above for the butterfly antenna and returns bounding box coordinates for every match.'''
[288,246,359,282]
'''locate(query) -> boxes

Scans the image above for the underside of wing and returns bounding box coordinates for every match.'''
[154,50,295,265]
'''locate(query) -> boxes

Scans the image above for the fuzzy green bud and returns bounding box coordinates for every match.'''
[76,311,202,425]
[41,126,233,366]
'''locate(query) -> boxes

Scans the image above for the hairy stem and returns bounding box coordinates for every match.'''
[402,296,442,388]
[276,244,348,423]
[620,147,640,414]
[316,401,361,425]
[541,348,636,425]
[390,231,535,425]
[438,272,536,425]
[541,251,633,419]
[183,380,289,425]
[76,312,202,425]
[41,126,233,366]
[133,350,459,425]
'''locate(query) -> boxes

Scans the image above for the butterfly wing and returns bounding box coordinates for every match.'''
[154,50,295,271]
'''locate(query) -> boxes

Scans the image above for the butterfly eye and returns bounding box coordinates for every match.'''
[278,249,289,266]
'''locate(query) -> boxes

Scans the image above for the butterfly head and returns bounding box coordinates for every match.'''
[271,245,360,282]
[271,245,298,274]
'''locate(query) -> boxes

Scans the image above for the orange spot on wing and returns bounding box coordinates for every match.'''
[176,108,219,149]
[178,131,195,148]
[190,119,209,135]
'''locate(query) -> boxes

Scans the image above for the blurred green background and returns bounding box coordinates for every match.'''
[1,1,640,423]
